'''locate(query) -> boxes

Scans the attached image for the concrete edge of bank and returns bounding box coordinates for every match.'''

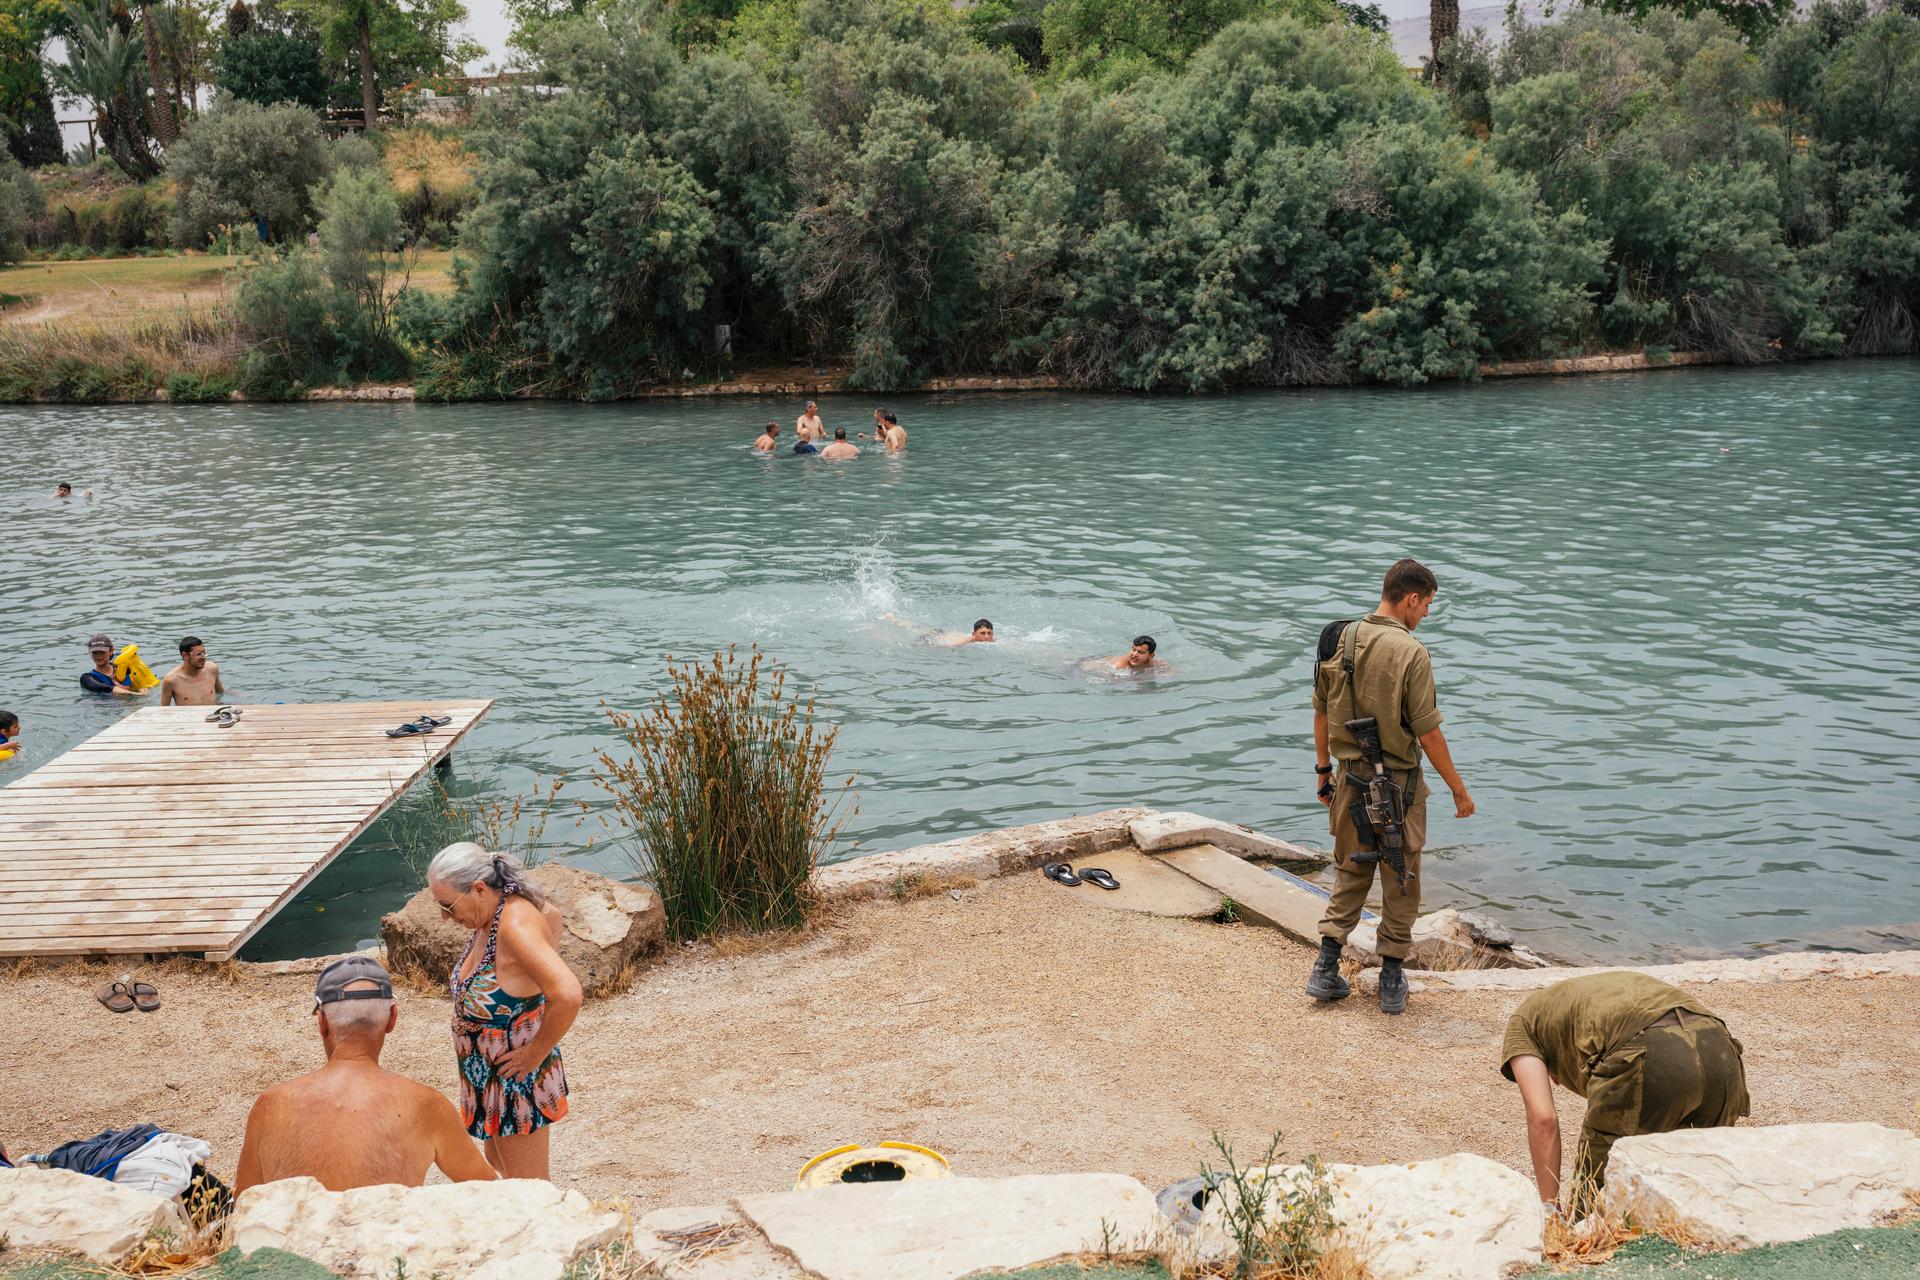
[284,348,1738,402]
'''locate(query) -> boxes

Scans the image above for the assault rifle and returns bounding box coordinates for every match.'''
[1343,716,1411,891]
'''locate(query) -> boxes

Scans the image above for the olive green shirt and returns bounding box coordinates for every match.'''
[1499,972,1722,1096]
[1312,614,1443,772]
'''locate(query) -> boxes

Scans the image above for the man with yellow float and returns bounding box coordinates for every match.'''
[79,633,160,697]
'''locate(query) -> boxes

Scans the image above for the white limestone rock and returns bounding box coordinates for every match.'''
[0,1166,185,1264]
[814,809,1151,901]
[635,1204,807,1280]
[1601,1123,1920,1248]
[1128,812,1327,865]
[1193,1154,1542,1280]
[1349,908,1549,970]
[734,1173,1165,1280]
[229,1176,627,1280]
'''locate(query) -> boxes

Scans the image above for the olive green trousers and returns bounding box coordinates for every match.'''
[1574,1010,1751,1206]
[1317,768,1427,960]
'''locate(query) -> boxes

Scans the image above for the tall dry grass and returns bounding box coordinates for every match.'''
[595,647,854,940]
[0,310,238,401]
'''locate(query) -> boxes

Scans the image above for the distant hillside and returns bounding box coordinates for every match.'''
[1389,1,1549,65]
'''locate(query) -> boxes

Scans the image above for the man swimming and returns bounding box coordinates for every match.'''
[883,614,994,647]
[820,428,860,460]
[1085,635,1169,673]
[861,409,907,451]
[160,635,225,706]
[754,422,779,451]
[796,401,825,442]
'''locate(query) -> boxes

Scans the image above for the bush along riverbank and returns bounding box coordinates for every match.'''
[3,0,1918,403]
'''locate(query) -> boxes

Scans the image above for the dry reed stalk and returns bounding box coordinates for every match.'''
[888,871,979,901]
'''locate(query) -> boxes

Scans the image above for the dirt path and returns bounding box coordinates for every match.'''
[4,876,1915,1211]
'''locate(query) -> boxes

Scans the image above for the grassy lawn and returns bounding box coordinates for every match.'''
[0,251,457,332]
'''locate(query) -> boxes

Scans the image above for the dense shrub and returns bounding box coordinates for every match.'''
[101,184,172,251]
[167,102,334,249]
[0,154,42,264]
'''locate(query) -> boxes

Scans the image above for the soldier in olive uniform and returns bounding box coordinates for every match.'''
[1306,558,1475,1014]
[1502,971,1750,1214]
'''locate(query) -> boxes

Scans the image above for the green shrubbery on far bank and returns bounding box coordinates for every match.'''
[4,0,1918,402]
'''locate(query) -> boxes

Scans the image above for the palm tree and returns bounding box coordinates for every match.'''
[49,0,163,179]
[136,0,178,144]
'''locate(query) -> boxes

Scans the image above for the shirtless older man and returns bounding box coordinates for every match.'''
[160,636,224,707]
[795,401,825,443]
[861,409,907,451]
[235,957,496,1193]
[820,427,861,460]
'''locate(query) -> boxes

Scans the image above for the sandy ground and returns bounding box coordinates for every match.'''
[4,876,1917,1211]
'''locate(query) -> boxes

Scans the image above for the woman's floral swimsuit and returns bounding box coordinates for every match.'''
[450,897,569,1139]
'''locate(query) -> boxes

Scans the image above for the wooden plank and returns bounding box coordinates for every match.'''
[0,698,489,957]
[1155,843,1328,946]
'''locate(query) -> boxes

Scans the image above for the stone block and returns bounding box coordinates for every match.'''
[1128,811,1327,866]
[1058,847,1225,919]
[1601,1123,1920,1248]
[1156,844,1326,944]
[734,1173,1164,1280]
[0,1166,185,1265]
[229,1175,627,1280]
[1193,1154,1541,1280]
[383,862,664,995]
[812,809,1150,902]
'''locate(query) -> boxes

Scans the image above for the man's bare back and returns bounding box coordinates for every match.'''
[236,1059,493,1192]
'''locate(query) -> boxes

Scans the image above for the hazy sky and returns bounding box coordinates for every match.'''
[453,0,1443,69]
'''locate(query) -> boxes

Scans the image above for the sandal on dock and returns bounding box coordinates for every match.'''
[1079,868,1121,891]
[385,721,435,737]
[1042,862,1082,886]
[208,708,241,728]
[412,713,452,728]
[94,981,135,1013]
[130,981,161,1013]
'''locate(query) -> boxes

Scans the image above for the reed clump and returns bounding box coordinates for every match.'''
[0,312,238,402]
[595,647,852,941]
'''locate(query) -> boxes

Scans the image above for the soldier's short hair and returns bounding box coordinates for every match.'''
[1382,558,1437,603]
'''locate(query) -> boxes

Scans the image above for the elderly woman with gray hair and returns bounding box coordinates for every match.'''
[427,841,583,1180]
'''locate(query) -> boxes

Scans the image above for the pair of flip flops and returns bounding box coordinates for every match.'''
[385,713,453,738]
[95,977,161,1013]
[205,706,242,728]
[1043,862,1120,891]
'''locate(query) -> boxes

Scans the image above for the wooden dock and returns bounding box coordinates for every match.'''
[0,700,492,960]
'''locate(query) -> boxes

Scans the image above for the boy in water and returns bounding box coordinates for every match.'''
[1085,635,1170,673]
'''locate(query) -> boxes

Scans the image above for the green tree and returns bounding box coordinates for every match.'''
[217,27,329,104]
[1,0,65,166]
[166,98,332,245]
[284,0,480,129]
[1039,0,1341,87]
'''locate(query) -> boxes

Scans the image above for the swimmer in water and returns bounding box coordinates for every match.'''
[883,614,994,647]
[754,422,779,451]
[1083,634,1170,674]
[55,482,92,498]
[860,409,907,451]
[796,401,825,443]
[819,427,860,460]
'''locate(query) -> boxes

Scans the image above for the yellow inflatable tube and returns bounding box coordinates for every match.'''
[113,644,160,692]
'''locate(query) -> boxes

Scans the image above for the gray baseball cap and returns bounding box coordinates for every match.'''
[87,633,112,653]
[313,955,394,1012]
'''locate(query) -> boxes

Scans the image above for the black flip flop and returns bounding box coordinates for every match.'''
[413,713,452,728]
[1079,868,1121,891]
[385,721,435,737]
[1042,862,1083,886]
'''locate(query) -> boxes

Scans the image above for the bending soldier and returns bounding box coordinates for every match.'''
[1305,558,1474,1014]
[1501,972,1750,1215]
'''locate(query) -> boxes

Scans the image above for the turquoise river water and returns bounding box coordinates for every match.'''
[4,360,1918,962]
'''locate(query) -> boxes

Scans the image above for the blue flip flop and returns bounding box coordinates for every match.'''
[385,721,435,738]
[1079,868,1120,891]
[1042,862,1082,886]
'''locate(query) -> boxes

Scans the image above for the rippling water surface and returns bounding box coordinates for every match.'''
[5,362,1918,962]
